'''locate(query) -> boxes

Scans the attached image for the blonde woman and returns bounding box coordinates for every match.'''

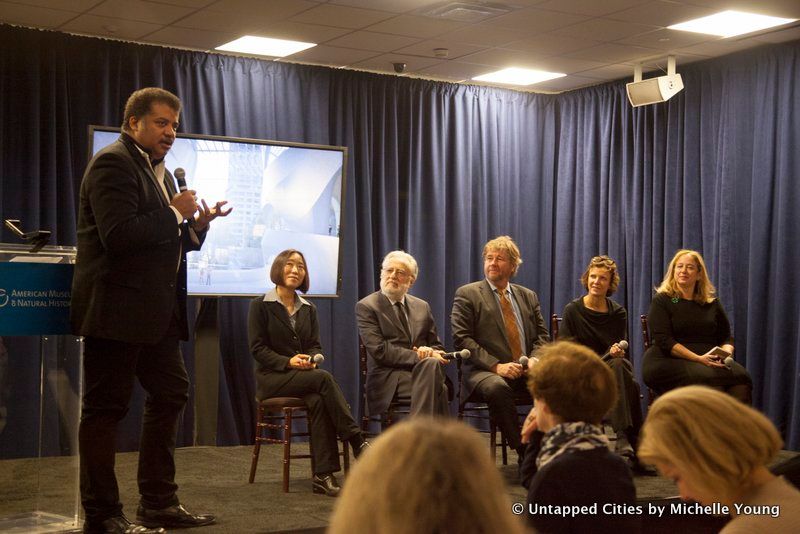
[328,419,526,534]
[642,249,751,401]
[639,386,800,533]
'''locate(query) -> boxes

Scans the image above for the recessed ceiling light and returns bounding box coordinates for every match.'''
[668,10,796,38]
[472,67,566,86]
[215,36,316,57]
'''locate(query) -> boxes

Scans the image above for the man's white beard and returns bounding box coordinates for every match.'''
[380,281,407,301]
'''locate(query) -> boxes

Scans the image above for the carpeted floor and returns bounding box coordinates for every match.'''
[1,444,796,533]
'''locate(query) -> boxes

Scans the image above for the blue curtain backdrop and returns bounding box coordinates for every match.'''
[1,24,798,454]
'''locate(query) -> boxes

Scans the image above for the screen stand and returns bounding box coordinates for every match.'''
[192,298,219,446]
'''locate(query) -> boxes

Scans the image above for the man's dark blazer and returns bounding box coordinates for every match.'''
[356,291,445,416]
[248,296,323,399]
[451,279,549,400]
[70,134,204,344]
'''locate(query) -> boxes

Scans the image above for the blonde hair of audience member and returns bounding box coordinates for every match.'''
[638,385,782,505]
[580,255,620,296]
[328,419,526,534]
[482,235,523,276]
[656,249,717,304]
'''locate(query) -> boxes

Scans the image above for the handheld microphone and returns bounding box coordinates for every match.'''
[311,354,324,365]
[174,168,188,192]
[723,355,734,369]
[519,355,539,369]
[442,349,470,360]
[617,340,629,351]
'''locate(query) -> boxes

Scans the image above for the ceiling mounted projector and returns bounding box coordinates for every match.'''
[627,56,684,107]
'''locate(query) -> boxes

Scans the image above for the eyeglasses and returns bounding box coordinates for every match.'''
[382,267,409,278]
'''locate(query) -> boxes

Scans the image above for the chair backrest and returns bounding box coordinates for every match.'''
[358,338,368,424]
[640,315,651,349]
[550,313,561,341]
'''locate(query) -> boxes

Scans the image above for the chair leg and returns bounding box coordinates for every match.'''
[342,438,350,473]
[282,408,293,493]
[490,420,497,462]
[248,405,264,483]
[501,433,508,465]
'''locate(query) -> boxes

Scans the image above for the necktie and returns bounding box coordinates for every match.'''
[394,301,412,341]
[498,290,523,361]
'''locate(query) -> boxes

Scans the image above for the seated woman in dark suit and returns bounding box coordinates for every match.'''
[642,249,752,402]
[560,255,646,469]
[248,249,368,497]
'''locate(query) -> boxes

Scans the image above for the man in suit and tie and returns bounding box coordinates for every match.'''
[451,236,549,464]
[71,88,229,534]
[356,250,451,418]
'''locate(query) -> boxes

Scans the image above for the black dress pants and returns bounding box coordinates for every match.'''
[79,322,189,523]
[259,369,360,475]
[473,374,531,451]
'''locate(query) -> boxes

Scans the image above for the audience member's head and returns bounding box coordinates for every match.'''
[638,385,782,505]
[328,418,525,534]
[528,341,617,431]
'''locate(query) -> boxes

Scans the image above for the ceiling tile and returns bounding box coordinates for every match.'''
[483,7,588,33]
[0,2,76,27]
[326,30,419,52]
[616,28,713,50]
[676,37,768,57]
[257,21,352,43]
[576,62,642,80]
[393,39,485,60]
[60,14,163,40]
[206,0,316,18]
[349,52,441,73]
[681,0,800,19]
[532,74,600,92]
[364,14,467,39]
[564,42,662,63]
[608,1,715,26]
[289,4,393,29]
[173,9,272,32]
[328,0,441,14]
[5,0,99,11]
[438,24,532,47]
[526,55,606,74]
[551,17,658,41]
[534,0,647,17]
[147,0,215,7]
[283,44,378,66]
[417,60,496,81]
[752,25,800,43]
[504,33,602,56]
[89,0,194,25]
[457,48,547,68]
[143,25,237,49]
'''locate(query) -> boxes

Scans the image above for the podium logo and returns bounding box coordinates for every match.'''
[0,289,7,307]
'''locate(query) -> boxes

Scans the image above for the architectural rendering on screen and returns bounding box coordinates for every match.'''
[91,128,346,296]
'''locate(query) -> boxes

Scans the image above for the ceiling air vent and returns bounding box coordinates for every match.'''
[419,2,514,23]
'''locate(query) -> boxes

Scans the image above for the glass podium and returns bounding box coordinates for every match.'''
[0,244,82,533]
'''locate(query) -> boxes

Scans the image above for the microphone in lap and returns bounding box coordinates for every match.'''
[518,355,539,369]
[441,349,470,361]
[311,354,324,366]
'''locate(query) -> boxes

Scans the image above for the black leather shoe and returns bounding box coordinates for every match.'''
[353,439,371,459]
[136,504,215,529]
[83,515,165,534]
[312,473,341,497]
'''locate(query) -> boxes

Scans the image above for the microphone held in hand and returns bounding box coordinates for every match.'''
[617,340,629,351]
[311,354,325,366]
[174,167,188,192]
[442,349,470,360]
[518,355,539,369]
[723,355,734,369]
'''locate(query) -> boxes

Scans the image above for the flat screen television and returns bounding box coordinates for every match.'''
[89,126,347,297]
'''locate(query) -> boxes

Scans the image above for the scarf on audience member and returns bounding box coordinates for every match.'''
[536,422,608,469]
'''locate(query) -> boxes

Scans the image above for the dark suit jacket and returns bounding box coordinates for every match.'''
[355,291,445,415]
[70,134,204,344]
[248,295,323,399]
[451,279,549,400]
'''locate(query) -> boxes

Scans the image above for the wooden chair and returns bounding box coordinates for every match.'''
[358,338,411,435]
[248,396,349,492]
[550,313,561,341]
[456,357,531,465]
